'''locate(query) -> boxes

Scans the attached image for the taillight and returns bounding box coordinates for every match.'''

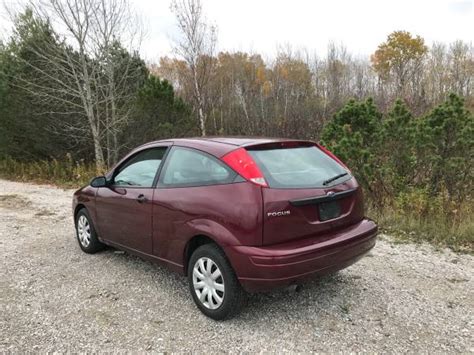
[222,148,268,187]
[316,143,351,172]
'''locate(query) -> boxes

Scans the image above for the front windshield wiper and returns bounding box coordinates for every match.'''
[323,172,349,186]
[115,179,136,186]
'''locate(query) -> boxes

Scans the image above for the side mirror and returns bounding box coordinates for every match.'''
[90,176,108,188]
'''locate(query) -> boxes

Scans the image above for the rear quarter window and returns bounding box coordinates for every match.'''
[248,146,351,188]
[159,146,236,188]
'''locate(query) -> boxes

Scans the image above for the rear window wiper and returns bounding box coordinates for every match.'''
[323,172,349,186]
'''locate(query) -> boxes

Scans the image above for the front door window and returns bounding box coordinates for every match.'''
[114,148,166,187]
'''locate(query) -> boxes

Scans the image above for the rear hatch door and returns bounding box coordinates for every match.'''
[247,142,365,246]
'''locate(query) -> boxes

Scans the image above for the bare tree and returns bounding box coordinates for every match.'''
[8,0,142,170]
[425,42,448,104]
[449,41,473,97]
[171,0,216,136]
[92,0,144,165]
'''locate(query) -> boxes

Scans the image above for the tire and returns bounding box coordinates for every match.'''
[75,208,105,254]
[188,243,246,320]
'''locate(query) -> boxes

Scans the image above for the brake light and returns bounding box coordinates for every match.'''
[316,144,351,172]
[222,148,268,187]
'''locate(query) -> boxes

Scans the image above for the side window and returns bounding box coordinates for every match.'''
[159,147,236,187]
[114,148,167,188]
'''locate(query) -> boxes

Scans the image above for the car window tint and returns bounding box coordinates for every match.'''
[114,148,166,187]
[248,146,351,188]
[160,147,235,187]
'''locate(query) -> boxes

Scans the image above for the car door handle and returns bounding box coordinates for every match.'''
[136,194,148,204]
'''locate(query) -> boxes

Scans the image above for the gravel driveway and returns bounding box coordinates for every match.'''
[1,179,473,352]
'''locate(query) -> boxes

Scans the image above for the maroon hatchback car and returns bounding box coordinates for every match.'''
[72,137,377,319]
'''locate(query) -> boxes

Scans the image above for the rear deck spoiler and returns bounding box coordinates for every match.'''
[289,188,357,206]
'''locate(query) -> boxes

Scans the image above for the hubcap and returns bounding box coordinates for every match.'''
[192,257,225,309]
[77,215,91,248]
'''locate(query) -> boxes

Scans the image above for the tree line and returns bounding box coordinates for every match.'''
[1,0,472,166]
[155,32,472,137]
[0,0,473,174]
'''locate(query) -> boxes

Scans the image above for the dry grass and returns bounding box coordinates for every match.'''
[369,200,474,254]
[0,155,97,188]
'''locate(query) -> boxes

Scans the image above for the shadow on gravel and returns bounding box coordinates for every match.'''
[96,246,360,322]
[240,273,360,320]
[99,247,188,287]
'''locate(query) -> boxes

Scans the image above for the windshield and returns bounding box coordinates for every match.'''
[248,146,351,188]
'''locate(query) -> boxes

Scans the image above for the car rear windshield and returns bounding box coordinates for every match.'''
[248,146,351,189]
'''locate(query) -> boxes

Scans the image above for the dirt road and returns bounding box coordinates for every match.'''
[1,179,472,352]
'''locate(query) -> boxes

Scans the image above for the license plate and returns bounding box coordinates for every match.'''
[319,201,341,221]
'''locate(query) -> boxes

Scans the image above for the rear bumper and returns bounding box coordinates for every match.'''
[225,218,377,292]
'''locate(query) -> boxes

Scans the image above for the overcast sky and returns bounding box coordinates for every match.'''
[1,0,473,61]
[136,0,473,62]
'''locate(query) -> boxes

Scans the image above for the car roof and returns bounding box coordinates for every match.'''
[188,137,289,146]
[139,137,312,157]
